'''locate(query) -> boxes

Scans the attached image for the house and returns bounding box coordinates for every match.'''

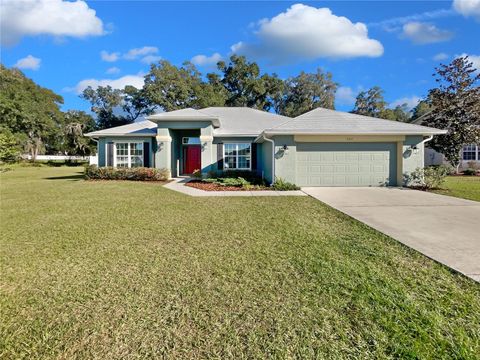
[411,116,480,169]
[85,107,446,187]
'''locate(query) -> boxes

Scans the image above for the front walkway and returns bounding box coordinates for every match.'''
[164,178,307,197]
[302,187,480,282]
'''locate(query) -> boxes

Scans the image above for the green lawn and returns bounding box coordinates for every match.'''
[432,176,480,202]
[1,167,479,359]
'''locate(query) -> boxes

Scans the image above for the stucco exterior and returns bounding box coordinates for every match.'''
[87,107,446,187]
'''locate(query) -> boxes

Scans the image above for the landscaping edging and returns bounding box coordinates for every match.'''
[164,178,307,197]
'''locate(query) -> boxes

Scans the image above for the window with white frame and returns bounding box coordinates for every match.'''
[224,143,251,170]
[462,144,478,161]
[115,142,143,168]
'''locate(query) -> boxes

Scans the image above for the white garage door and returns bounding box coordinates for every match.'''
[296,142,397,187]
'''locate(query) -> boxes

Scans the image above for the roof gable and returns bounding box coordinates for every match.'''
[85,120,157,137]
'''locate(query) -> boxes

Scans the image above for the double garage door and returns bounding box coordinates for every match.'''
[296,142,397,187]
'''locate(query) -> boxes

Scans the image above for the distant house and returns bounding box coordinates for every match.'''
[85,107,445,187]
[411,117,480,169]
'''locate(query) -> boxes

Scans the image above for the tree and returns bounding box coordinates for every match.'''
[352,86,387,117]
[0,130,20,163]
[422,56,480,170]
[122,86,155,121]
[62,110,97,156]
[411,100,432,121]
[143,60,204,111]
[0,65,64,160]
[276,69,337,117]
[382,104,411,122]
[81,86,127,129]
[217,55,279,110]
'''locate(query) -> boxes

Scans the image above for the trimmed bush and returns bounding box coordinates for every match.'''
[85,165,169,181]
[272,177,300,191]
[202,177,251,187]
[406,165,450,190]
[463,168,477,176]
[218,170,265,185]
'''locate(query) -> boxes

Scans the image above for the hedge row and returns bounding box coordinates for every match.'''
[85,165,169,181]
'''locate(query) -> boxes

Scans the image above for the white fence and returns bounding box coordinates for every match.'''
[89,155,98,165]
[21,155,89,161]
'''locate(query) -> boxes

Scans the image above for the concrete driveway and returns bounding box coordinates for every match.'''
[302,187,480,282]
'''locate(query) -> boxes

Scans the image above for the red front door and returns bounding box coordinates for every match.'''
[183,145,201,174]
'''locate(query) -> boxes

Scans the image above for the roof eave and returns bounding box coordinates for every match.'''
[263,130,448,136]
[147,115,221,127]
[85,133,156,137]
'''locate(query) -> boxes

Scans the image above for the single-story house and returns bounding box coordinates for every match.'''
[85,107,446,187]
[411,116,480,169]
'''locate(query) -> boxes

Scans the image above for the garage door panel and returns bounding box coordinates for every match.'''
[296,143,396,187]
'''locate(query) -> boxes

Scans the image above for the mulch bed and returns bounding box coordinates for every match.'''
[185,180,268,191]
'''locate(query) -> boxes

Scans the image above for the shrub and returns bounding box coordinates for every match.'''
[463,168,477,176]
[191,169,202,179]
[466,161,480,170]
[406,165,450,189]
[272,177,300,191]
[202,177,251,187]
[85,165,169,181]
[220,177,250,187]
[219,170,265,185]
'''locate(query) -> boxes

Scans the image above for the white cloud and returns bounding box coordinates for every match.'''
[191,53,223,66]
[231,4,383,64]
[101,46,160,64]
[457,53,480,71]
[453,0,480,20]
[141,55,162,64]
[401,22,453,44]
[106,67,120,74]
[369,8,455,29]
[101,50,120,62]
[1,0,105,46]
[390,96,421,110]
[123,46,158,60]
[73,73,145,94]
[433,52,449,61]
[335,86,358,106]
[13,55,41,70]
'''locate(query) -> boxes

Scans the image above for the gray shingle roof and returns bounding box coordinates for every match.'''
[85,120,157,137]
[147,108,221,127]
[85,107,447,138]
[202,107,291,136]
[264,108,447,135]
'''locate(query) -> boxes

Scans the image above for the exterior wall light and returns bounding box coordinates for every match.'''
[411,145,419,154]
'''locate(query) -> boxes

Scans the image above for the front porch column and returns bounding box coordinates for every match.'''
[155,128,172,178]
[200,126,214,175]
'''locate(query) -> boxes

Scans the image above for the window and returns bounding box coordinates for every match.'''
[462,144,478,161]
[115,142,143,168]
[224,143,251,170]
[182,137,201,145]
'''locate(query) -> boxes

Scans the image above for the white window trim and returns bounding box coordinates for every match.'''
[462,144,479,161]
[223,142,252,170]
[113,141,144,168]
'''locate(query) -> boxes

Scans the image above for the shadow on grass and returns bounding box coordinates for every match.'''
[44,174,85,181]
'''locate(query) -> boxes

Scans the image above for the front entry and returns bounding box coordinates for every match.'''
[183,145,201,174]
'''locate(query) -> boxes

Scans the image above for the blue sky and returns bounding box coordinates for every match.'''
[1,0,479,114]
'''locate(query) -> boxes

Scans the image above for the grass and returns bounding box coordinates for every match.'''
[1,167,479,359]
[431,176,480,202]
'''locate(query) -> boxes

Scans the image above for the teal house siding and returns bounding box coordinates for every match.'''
[402,135,425,184]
